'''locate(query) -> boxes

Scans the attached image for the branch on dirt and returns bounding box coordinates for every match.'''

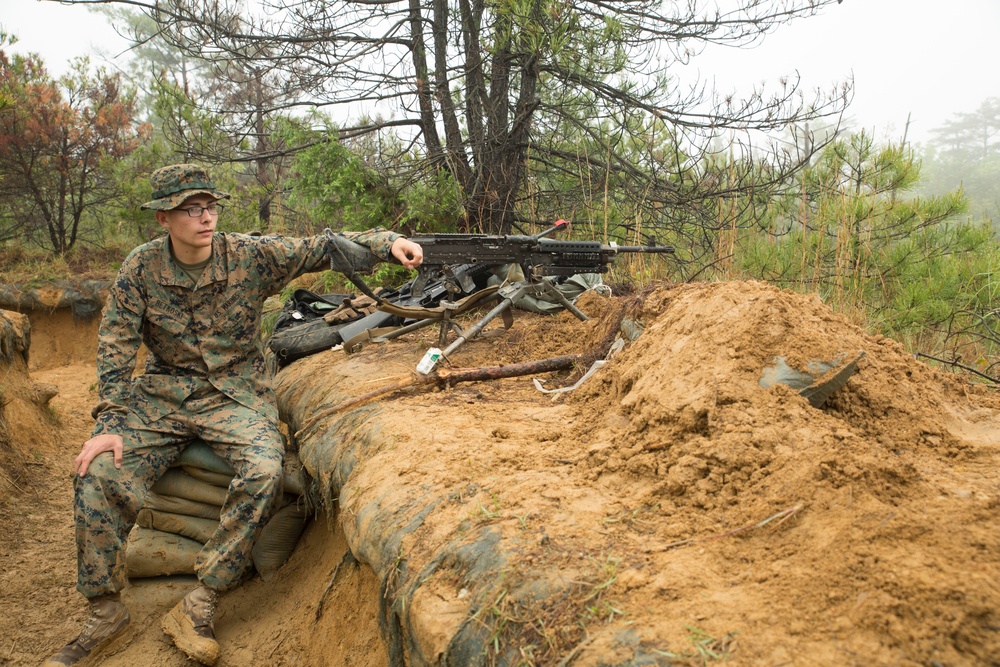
[295,300,631,438]
[915,352,999,386]
[655,504,804,552]
[297,353,588,437]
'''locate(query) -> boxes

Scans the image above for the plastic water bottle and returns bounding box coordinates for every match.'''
[416,347,442,375]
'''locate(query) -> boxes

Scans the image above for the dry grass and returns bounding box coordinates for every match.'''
[0,243,126,285]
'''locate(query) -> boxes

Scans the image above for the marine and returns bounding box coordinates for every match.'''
[44,164,423,666]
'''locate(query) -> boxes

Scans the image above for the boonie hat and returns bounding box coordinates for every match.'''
[140,164,230,211]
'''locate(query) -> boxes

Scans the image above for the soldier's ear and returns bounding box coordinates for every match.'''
[154,210,171,230]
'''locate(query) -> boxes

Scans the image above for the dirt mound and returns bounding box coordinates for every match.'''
[560,281,1000,664]
[279,280,1000,666]
[573,280,993,506]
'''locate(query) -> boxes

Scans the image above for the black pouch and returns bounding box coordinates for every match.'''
[268,290,355,366]
[272,289,352,333]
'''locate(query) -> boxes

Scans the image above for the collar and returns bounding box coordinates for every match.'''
[156,234,228,288]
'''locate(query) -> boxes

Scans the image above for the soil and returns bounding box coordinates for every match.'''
[2,279,999,666]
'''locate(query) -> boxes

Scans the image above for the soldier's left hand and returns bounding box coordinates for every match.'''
[391,238,423,269]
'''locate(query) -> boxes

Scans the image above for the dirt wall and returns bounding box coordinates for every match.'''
[0,309,59,500]
[17,308,101,371]
[0,280,106,370]
[276,281,1000,667]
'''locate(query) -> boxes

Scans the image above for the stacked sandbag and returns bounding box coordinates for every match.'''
[126,441,311,582]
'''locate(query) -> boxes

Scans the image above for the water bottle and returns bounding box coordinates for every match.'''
[416,347,442,375]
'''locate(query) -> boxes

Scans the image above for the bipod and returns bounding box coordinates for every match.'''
[437,299,469,348]
[420,277,590,374]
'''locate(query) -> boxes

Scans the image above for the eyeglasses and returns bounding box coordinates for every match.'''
[177,204,225,217]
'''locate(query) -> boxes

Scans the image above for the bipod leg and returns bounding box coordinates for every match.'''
[542,280,590,321]
[438,282,529,364]
[438,302,459,347]
[371,317,439,343]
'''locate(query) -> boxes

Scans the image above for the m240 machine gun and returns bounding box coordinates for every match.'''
[405,220,674,373]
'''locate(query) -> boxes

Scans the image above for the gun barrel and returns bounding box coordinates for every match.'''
[534,238,673,254]
[606,244,675,254]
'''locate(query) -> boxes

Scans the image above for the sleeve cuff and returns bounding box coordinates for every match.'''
[92,406,128,437]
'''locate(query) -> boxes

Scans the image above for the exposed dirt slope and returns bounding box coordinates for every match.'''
[3,280,1000,667]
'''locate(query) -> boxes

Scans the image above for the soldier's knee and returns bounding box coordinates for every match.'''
[76,452,120,488]
[243,449,283,486]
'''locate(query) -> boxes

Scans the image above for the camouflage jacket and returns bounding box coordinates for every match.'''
[91,229,400,437]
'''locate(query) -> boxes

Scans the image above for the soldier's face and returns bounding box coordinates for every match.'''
[156,194,218,259]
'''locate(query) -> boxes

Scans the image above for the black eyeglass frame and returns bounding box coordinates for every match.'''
[177,204,225,218]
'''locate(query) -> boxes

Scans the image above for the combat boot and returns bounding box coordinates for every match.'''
[161,585,221,665]
[43,593,130,666]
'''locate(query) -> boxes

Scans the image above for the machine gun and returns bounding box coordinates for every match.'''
[404,220,674,373]
[408,220,672,297]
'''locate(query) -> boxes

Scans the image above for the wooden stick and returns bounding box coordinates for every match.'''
[297,301,628,436]
[297,353,588,435]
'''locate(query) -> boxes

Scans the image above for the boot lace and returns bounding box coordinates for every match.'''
[194,588,219,627]
[80,599,110,637]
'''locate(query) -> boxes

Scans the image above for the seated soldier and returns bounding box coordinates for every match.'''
[44,164,422,666]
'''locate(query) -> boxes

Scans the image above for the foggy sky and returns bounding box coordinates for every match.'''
[4,0,999,144]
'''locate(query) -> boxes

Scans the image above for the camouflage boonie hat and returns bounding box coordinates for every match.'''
[140,164,230,211]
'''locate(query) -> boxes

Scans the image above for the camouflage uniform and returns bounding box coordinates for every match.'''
[77,165,401,598]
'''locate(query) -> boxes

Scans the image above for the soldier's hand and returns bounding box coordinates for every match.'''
[391,238,423,269]
[75,433,124,477]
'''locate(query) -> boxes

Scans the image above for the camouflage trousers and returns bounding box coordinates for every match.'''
[74,388,284,598]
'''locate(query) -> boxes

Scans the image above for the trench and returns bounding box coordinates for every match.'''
[7,280,1000,667]
[0,305,390,667]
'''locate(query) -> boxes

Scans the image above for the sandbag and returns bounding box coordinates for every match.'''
[178,461,306,496]
[176,441,236,475]
[125,526,202,578]
[282,459,306,496]
[181,465,234,488]
[136,508,219,545]
[152,469,228,506]
[252,501,310,581]
[176,440,308,495]
[143,491,222,521]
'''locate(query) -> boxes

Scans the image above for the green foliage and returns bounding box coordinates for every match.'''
[918,97,1000,222]
[280,115,463,234]
[724,131,1000,353]
[283,121,397,231]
